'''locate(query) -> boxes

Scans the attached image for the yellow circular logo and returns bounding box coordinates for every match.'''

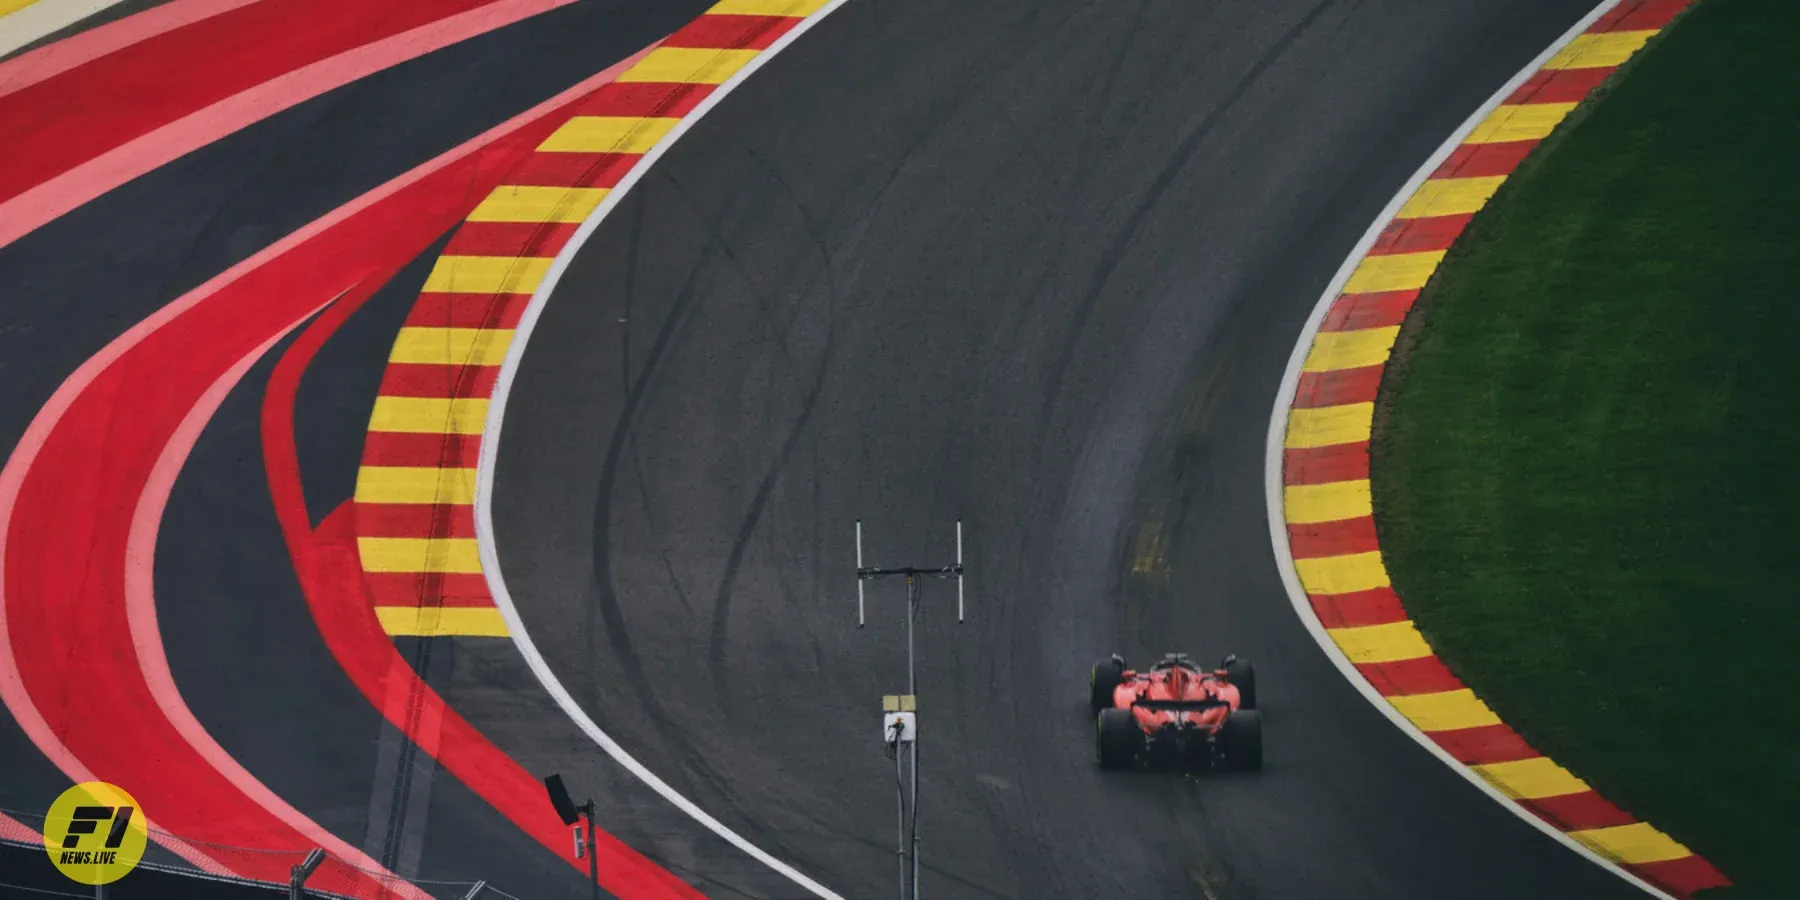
[45,782,146,885]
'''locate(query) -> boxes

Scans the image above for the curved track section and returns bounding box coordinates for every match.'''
[490,1,1662,897]
[0,1,722,894]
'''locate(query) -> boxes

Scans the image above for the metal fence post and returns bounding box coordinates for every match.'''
[289,848,325,900]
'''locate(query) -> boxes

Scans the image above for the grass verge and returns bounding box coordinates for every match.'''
[1372,1,1798,895]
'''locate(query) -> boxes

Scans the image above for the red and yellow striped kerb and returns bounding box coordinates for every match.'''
[352,0,828,640]
[1280,0,1726,896]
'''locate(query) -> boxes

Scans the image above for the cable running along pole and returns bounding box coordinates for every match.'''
[854,519,965,900]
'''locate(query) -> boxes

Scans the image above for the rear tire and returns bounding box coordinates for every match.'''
[1090,656,1125,714]
[1096,708,1140,770]
[1221,709,1262,771]
[1225,657,1257,710]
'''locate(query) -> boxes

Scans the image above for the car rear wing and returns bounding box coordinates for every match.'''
[1132,698,1231,713]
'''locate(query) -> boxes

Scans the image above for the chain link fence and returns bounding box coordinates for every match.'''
[2,808,518,900]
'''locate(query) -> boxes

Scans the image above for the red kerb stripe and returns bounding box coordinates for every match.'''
[402,293,528,330]
[1631,854,1731,896]
[1432,142,1538,179]
[1293,367,1383,410]
[662,14,799,50]
[362,432,484,468]
[364,572,495,607]
[446,221,583,258]
[569,82,714,118]
[1320,291,1418,332]
[379,364,501,399]
[1509,67,1613,105]
[1594,0,1691,32]
[1520,791,1638,832]
[1288,518,1380,561]
[356,503,478,539]
[1284,442,1370,485]
[1428,723,1538,765]
[1355,655,1463,696]
[507,152,644,189]
[1308,585,1406,627]
[1374,214,1472,255]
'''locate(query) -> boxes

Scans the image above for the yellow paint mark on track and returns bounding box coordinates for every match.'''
[618,47,759,84]
[356,467,478,505]
[707,0,830,14]
[1329,620,1430,664]
[1285,403,1374,449]
[357,537,483,573]
[1302,326,1400,373]
[1344,251,1445,293]
[1569,822,1694,865]
[0,0,40,17]
[1283,480,1372,525]
[423,256,553,295]
[538,116,680,154]
[1466,103,1578,144]
[389,327,514,366]
[1474,757,1591,800]
[468,186,610,223]
[375,607,510,637]
[368,397,490,434]
[1545,31,1656,69]
[1295,551,1390,596]
[1397,176,1508,219]
[1389,689,1502,732]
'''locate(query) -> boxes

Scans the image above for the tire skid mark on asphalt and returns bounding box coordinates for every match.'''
[1277,0,1727,896]
[353,0,827,640]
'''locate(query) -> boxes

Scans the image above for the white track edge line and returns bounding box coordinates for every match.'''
[1261,2,1679,898]
[474,5,856,899]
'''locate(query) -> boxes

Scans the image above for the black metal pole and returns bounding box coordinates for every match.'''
[585,803,599,900]
[907,575,920,900]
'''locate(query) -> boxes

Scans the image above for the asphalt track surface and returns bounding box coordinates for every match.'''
[492,1,1655,898]
[0,0,714,894]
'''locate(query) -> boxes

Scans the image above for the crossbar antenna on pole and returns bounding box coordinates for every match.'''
[853,519,966,900]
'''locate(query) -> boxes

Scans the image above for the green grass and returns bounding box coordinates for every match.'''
[1371,1,1800,895]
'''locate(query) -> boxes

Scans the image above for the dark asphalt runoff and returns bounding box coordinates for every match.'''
[491,1,1647,899]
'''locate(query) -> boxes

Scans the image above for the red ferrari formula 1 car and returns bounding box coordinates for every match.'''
[1089,652,1261,772]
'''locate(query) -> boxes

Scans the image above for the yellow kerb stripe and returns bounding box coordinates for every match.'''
[1545,30,1656,70]
[618,47,760,85]
[1302,326,1400,373]
[1389,689,1502,732]
[375,607,510,638]
[1344,251,1445,294]
[389,327,514,366]
[368,397,489,435]
[1466,103,1578,144]
[707,0,829,14]
[1329,620,1430,664]
[355,467,477,505]
[423,256,553,295]
[1286,403,1373,450]
[1295,551,1389,596]
[538,116,680,154]
[1284,480,1372,525]
[1398,175,1508,219]
[468,186,610,223]
[357,537,482,573]
[1473,757,1591,800]
[1569,822,1693,865]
